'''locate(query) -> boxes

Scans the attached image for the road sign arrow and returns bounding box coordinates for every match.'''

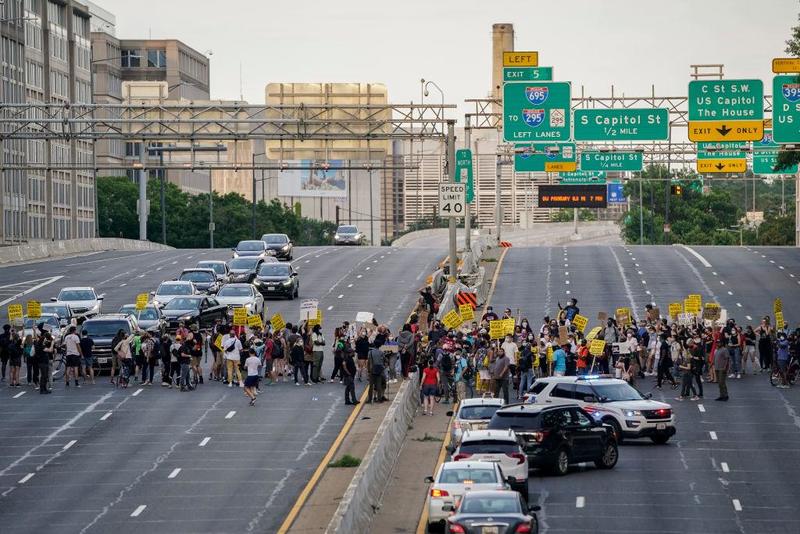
[716,124,732,136]
[715,163,725,171]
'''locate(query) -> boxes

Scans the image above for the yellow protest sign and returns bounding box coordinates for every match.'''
[442,309,463,330]
[774,298,783,314]
[546,345,554,362]
[502,318,516,336]
[489,320,505,340]
[26,300,41,319]
[308,309,323,327]
[270,313,286,332]
[589,339,606,357]
[668,302,682,319]
[586,326,602,341]
[684,295,701,314]
[135,293,149,311]
[247,314,263,329]
[615,307,632,326]
[459,304,475,322]
[213,334,223,351]
[775,311,786,329]
[7,304,23,322]
[572,314,588,332]
[233,307,248,326]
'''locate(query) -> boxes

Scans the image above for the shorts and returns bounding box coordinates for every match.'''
[83,356,94,368]
[244,375,259,388]
[9,357,22,367]
[134,354,145,367]
[191,356,202,366]
[263,359,273,374]
[66,354,82,368]
[422,384,438,397]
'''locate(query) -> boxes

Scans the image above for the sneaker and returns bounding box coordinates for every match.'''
[161,382,169,387]
[295,382,300,387]
[675,396,684,401]
[239,382,244,388]
[228,382,233,388]
[168,384,173,389]
[305,383,311,387]
[735,374,741,379]
[728,373,735,379]
[690,396,700,401]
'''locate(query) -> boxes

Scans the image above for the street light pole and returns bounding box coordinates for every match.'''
[138,143,147,241]
[446,121,458,284]
[639,171,644,245]
[252,152,257,239]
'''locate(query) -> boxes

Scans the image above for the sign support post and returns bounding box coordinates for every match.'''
[447,121,458,283]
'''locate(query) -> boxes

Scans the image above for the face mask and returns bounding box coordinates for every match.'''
[522,322,528,327]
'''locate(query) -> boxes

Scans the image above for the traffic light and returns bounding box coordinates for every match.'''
[671,184,683,196]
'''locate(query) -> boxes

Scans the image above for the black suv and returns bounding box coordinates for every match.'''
[260,233,293,260]
[79,314,138,373]
[488,403,618,476]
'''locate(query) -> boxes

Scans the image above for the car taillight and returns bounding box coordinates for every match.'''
[449,524,466,534]
[430,488,450,498]
[452,453,472,462]
[582,405,598,413]
[506,452,526,465]
[515,523,533,533]
[532,431,549,443]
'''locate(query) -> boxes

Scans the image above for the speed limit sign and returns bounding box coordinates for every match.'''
[438,183,466,218]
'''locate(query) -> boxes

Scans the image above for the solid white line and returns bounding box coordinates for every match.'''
[100,412,112,421]
[0,276,64,308]
[679,244,712,268]
[132,388,143,397]
[576,496,585,508]
[130,505,147,517]
[168,468,181,479]
[63,440,77,451]
[198,437,211,447]
[732,499,742,512]
[721,462,730,473]
[13,391,25,398]
[327,305,334,311]
[709,431,718,440]
[225,411,236,419]
[698,404,705,413]
[18,473,34,484]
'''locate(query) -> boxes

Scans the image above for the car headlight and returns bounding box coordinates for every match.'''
[334,234,340,239]
[179,314,194,321]
[281,244,289,250]
[282,279,292,286]
[624,410,642,418]
[233,252,239,258]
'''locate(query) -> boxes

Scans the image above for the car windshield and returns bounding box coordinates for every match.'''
[163,298,201,310]
[24,316,60,329]
[217,286,252,298]
[262,234,288,244]
[458,440,519,455]
[41,304,69,318]
[197,262,225,275]
[157,283,192,296]
[237,241,264,251]
[58,289,95,301]
[459,494,521,514]
[338,226,357,234]
[180,271,214,283]
[119,306,159,320]
[592,383,645,401]
[81,320,130,338]
[228,258,259,270]
[459,405,502,420]
[439,468,498,485]
[259,264,290,276]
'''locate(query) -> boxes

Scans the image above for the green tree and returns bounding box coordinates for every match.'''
[777,11,800,170]
[97,176,139,238]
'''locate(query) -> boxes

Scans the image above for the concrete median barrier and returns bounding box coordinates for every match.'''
[0,238,172,265]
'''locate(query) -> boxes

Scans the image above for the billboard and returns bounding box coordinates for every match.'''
[538,184,607,208]
[277,160,348,198]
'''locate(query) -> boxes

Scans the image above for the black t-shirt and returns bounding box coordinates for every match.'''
[80,337,94,358]
[178,342,192,365]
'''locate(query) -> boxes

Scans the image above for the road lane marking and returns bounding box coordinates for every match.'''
[347,284,353,288]
[168,468,181,479]
[18,473,34,484]
[305,260,310,263]
[712,271,718,276]
[132,388,143,397]
[357,274,362,279]
[736,303,742,307]
[709,431,718,440]
[172,261,178,264]
[769,260,775,264]
[791,274,795,278]
[779,265,785,270]
[637,270,643,275]
[565,290,571,295]
[225,411,236,419]
[100,412,112,421]
[23,269,35,273]
[727,291,733,295]
[645,290,651,295]
[565,280,570,285]
[337,294,344,299]
[634,263,639,267]
[63,440,77,451]
[365,266,370,270]
[680,245,712,267]
[698,404,705,412]
[576,496,585,508]
[732,499,742,511]
[130,505,146,517]
[564,263,568,267]
[719,280,725,285]
[373,259,378,263]
[721,462,729,473]
[13,391,25,398]
[327,305,333,311]
[746,315,752,321]
[120,283,127,287]
[199,437,211,447]
[0,276,64,308]
[565,271,569,276]
[641,280,647,284]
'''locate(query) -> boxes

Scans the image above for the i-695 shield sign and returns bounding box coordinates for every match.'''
[439,183,466,218]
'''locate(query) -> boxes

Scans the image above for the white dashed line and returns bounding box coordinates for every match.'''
[357,275,363,279]
[698,404,705,412]
[712,271,718,276]
[727,291,733,295]
[168,468,181,479]
[338,294,344,299]
[631,257,636,261]
[63,440,77,451]
[779,266,785,270]
[305,260,310,264]
[719,281,725,285]
[576,496,585,508]
[18,473,34,484]
[347,284,353,288]
[709,431,718,441]
[327,305,334,311]
[365,267,370,271]
[172,261,178,264]
[746,315,752,321]
[732,499,742,512]
[736,303,742,308]
[637,271,643,275]
[120,283,127,287]
[721,462,729,473]
[769,260,775,264]
[199,437,211,447]
[791,274,796,278]
[565,272,569,276]
[131,505,147,517]
[100,412,112,421]
[641,280,647,285]
[761,255,766,258]
[634,263,639,267]
[225,411,236,419]
[565,290,571,295]
[372,260,378,263]
[137,274,145,278]
[645,290,651,295]
[132,388,143,397]
[564,263,568,267]
[13,391,25,398]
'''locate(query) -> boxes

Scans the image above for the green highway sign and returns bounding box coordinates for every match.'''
[503,67,553,82]
[688,79,763,120]
[503,82,571,142]
[559,170,607,184]
[772,75,800,143]
[514,143,576,172]
[573,108,669,141]
[753,129,798,174]
[696,141,748,159]
[580,151,643,171]
[454,149,474,203]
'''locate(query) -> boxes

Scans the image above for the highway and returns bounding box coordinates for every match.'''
[490,244,800,534]
[0,245,441,533]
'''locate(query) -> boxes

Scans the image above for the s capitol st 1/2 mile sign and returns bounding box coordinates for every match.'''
[503,82,572,142]
[573,109,669,141]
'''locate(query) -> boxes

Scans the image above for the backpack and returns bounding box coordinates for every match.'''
[272,339,284,359]
[440,353,453,373]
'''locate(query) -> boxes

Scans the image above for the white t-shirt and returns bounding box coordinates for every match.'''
[222,334,243,362]
[501,340,519,365]
[245,355,261,376]
[64,333,81,356]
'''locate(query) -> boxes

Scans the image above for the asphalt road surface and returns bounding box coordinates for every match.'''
[490,244,800,534]
[0,245,441,533]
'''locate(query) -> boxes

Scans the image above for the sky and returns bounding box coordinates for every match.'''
[96,0,797,118]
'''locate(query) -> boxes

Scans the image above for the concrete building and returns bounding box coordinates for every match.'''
[85,0,114,35]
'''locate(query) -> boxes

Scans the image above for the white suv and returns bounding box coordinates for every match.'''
[529,376,676,444]
[453,429,529,502]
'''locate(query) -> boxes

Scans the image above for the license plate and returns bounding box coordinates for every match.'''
[97,358,108,364]
[656,423,666,430]
[482,456,500,463]
[266,287,275,291]
[482,527,499,534]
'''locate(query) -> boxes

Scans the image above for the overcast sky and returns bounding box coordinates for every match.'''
[98,0,797,117]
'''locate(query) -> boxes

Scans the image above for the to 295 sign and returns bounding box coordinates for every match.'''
[438,183,466,218]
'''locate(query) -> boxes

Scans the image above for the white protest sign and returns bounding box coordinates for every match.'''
[300,299,319,321]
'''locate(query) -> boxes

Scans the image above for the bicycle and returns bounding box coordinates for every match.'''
[770,357,799,387]
[434,379,456,404]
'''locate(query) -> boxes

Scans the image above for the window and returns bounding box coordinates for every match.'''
[121,49,140,68]
[125,142,141,157]
[574,384,594,401]
[551,384,575,400]
[147,49,166,68]
[572,409,593,428]
[530,382,548,395]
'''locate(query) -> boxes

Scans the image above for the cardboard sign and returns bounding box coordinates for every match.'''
[270,313,286,332]
[775,311,786,329]
[615,307,632,326]
[668,302,682,319]
[597,311,608,322]
[300,299,319,322]
[586,326,602,341]
[135,293,149,311]
[355,311,374,324]
[774,298,783,314]
[558,326,569,345]
[702,303,721,321]
[459,304,475,322]
[26,300,42,319]
[308,309,323,327]
[489,320,505,340]
[418,311,429,335]
[233,307,248,326]
[7,304,23,321]
[247,314,263,329]
[677,312,694,326]
[502,318,516,336]
[589,339,606,357]
[442,309,463,330]
[572,314,588,332]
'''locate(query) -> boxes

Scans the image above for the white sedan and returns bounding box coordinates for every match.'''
[214,283,265,317]
[51,287,103,318]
